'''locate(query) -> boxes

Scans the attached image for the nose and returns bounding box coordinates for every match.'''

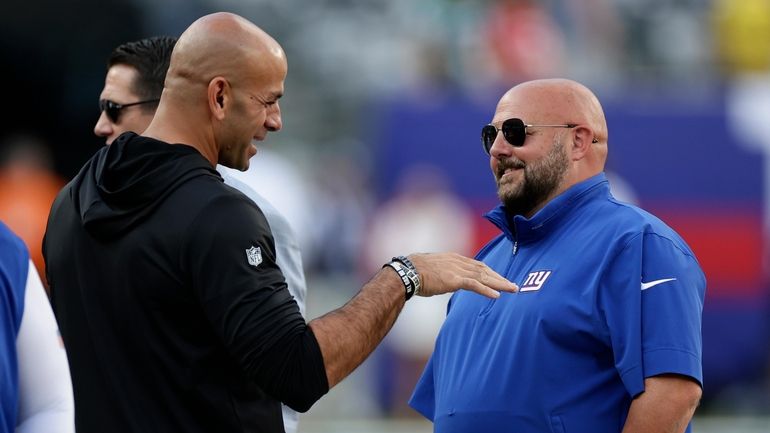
[489,130,514,159]
[265,102,282,132]
[93,111,114,142]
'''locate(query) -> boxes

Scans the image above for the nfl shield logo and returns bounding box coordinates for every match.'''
[246,246,262,267]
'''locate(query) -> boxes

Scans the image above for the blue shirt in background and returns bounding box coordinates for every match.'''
[0,222,29,433]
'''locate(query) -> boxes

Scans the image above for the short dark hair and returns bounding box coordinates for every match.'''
[107,36,177,105]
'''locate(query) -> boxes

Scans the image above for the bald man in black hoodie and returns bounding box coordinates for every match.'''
[43,12,517,433]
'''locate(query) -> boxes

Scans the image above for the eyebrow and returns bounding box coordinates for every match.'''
[491,118,515,128]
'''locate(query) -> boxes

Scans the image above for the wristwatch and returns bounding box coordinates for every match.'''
[383,255,421,300]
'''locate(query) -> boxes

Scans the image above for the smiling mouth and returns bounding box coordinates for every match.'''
[500,168,520,180]
[497,156,525,173]
[498,164,524,179]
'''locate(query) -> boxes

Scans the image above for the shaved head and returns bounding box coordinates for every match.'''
[498,79,607,148]
[166,12,286,97]
[144,12,288,170]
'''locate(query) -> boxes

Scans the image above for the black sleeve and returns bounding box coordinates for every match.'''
[182,193,328,411]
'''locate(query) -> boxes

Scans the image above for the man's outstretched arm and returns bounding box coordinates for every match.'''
[310,252,517,388]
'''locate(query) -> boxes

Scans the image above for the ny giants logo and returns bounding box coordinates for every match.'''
[520,270,552,292]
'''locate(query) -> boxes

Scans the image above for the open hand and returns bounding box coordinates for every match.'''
[407,252,518,299]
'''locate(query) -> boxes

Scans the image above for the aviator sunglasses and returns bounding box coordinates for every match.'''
[99,98,160,123]
[482,118,595,155]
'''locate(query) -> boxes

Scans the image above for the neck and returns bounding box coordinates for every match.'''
[143,106,217,167]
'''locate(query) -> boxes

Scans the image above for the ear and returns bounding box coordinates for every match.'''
[207,77,229,121]
[569,125,595,161]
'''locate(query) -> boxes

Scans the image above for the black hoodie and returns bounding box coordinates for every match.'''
[43,133,328,433]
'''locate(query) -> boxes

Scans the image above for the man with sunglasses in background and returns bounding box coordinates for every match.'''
[91,35,310,433]
[93,36,173,144]
[410,78,705,433]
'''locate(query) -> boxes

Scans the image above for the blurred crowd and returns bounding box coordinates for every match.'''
[1,0,769,424]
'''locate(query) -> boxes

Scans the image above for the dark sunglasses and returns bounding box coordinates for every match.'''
[481,118,579,155]
[99,98,160,123]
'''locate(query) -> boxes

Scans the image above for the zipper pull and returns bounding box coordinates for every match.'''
[512,240,518,255]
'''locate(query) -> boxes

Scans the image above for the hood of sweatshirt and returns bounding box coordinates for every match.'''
[73,132,220,239]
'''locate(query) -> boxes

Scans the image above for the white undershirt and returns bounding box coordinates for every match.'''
[15,260,74,433]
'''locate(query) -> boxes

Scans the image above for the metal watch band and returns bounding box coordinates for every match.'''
[391,255,421,299]
[383,260,417,301]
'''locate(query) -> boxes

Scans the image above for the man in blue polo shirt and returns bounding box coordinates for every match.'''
[410,79,705,433]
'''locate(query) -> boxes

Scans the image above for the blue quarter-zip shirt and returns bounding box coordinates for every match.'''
[410,173,705,433]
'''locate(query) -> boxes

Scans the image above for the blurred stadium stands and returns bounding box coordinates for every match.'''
[1,0,768,431]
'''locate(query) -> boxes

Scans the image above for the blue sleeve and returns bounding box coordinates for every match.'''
[0,223,28,331]
[599,232,705,398]
[0,223,29,433]
[639,233,705,386]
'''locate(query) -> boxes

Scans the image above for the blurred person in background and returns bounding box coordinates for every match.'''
[96,35,316,271]
[363,164,475,415]
[0,134,65,287]
[0,221,74,433]
[485,0,565,82]
[44,12,517,433]
[410,78,705,433]
[308,154,373,275]
[92,34,309,433]
[93,36,175,145]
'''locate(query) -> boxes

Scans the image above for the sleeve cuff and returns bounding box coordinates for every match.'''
[644,347,703,388]
[620,364,645,398]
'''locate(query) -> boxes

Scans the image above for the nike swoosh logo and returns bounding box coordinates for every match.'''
[641,278,677,291]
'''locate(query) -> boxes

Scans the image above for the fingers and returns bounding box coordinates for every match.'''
[462,266,518,299]
[477,264,518,293]
[408,252,517,298]
[461,277,502,299]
